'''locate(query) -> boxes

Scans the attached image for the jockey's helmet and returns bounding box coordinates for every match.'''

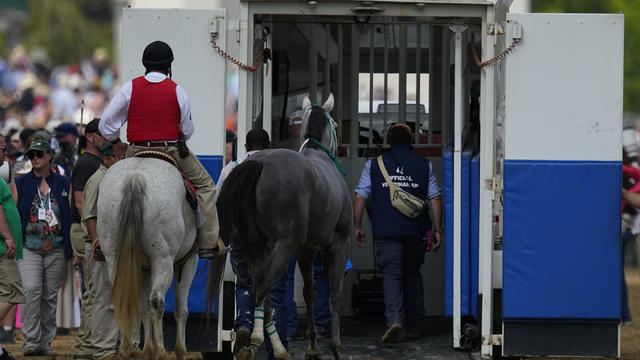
[142,41,174,70]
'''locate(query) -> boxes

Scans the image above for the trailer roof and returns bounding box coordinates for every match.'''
[243,0,503,5]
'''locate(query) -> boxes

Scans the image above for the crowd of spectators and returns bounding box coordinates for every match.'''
[0,44,119,356]
[0,45,116,143]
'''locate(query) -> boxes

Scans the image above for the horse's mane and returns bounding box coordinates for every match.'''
[304,105,329,149]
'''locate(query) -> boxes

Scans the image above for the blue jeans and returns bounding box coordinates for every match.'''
[375,235,426,332]
[231,238,288,359]
[286,254,331,336]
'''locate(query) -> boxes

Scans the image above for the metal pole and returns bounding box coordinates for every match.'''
[441,28,451,145]
[383,24,389,146]
[369,25,374,147]
[449,22,467,350]
[350,24,359,158]
[399,24,407,124]
[480,8,496,358]
[263,31,272,138]
[415,23,421,145]
[325,24,331,101]
[310,24,318,103]
[337,24,344,145]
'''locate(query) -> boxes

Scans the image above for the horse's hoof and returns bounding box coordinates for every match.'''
[235,347,255,360]
[305,352,322,360]
[274,349,289,360]
[330,343,342,360]
[250,337,264,347]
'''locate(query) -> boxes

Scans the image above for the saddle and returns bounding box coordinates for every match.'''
[132,150,198,210]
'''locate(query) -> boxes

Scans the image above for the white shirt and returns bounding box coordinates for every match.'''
[99,72,195,142]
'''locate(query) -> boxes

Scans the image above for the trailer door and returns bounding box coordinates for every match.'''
[121,8,227,177]
[121,7,228,352]
[502,13,623,357]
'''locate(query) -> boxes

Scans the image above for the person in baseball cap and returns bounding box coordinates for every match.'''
[54,123,78,138]
[84,118,101,135]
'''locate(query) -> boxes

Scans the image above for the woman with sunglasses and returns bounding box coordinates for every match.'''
[9,137,72,357]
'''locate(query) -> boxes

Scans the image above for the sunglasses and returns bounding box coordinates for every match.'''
[27,151,46,160]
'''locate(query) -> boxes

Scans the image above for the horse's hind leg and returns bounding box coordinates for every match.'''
[149,259,174,360]
[173,254,198,360]
[250,243,292,359]
[298,250,321,360]
[324,240,348,360]
[140,272,154,360]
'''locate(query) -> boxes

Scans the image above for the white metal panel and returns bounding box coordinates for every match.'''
[504,13,623,161]
[121,8,226,156]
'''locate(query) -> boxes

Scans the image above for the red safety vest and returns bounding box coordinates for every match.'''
[127,76,180,142]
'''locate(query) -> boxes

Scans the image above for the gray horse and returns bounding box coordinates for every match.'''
[213,94,352,360]
[97,158,200,360]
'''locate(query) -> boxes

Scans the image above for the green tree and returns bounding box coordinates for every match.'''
[16,0,112,66]
[534,0,640,114]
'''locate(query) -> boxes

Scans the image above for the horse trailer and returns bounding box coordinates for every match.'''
[120,1,623,358]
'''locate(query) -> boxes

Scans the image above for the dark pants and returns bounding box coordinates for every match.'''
[375,235,426,332]
[622,229,633,322]
[286,254,331,336]
[230,237,288,359]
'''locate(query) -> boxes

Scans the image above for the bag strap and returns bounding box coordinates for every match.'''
[377,155,400,192]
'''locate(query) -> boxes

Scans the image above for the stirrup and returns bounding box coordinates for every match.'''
[198,247,226,259]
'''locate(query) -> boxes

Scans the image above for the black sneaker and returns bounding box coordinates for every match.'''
[382,324,405,343]
[0,349,16,360]
[0,328,14,344]
[40,349,58,356]
[316,328,331,339]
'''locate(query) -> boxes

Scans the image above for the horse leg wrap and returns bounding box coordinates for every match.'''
[266,321,287,359]
[250,307,265,346]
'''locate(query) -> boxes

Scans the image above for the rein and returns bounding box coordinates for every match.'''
[306,137,346,177]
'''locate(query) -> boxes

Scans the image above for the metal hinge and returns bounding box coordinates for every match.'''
[485,176,503,200]
[485,176,502,191]
[487,23,505,36]
[483,334,503,345]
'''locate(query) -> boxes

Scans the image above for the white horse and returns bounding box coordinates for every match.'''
[97,157,199,360]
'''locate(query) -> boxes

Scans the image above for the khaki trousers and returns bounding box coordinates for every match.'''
[74,238,96,355]
[90,244,119,359]
[126,145,220,250]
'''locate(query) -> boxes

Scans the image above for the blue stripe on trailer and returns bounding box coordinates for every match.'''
[165,154,223,314]
[165,260,218,314]
[470,153,479,317]
[444,144,473,317]
[503,160,621,319]
[197,155,224,183]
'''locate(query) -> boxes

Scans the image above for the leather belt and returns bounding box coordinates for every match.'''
[131,141,176,147]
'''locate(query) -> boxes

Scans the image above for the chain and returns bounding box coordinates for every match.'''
[472,39,520,68]
[210,36,267,72]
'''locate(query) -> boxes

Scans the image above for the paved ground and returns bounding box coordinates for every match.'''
[280,316,471,360]
[5,270,640,359]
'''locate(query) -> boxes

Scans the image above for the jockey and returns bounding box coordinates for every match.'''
[99,40,223,259]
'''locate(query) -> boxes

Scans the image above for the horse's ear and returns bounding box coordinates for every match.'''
[323,93,335,112]
[302,96,312,111]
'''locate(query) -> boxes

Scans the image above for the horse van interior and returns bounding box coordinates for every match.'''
[247,12,482,318]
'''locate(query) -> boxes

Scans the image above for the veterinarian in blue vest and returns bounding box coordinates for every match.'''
[353,123,442,343]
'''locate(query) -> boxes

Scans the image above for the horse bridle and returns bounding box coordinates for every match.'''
[299,105,346,177]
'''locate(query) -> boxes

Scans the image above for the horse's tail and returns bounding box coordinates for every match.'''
[111,172,146,342]
[206,160,263,315]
